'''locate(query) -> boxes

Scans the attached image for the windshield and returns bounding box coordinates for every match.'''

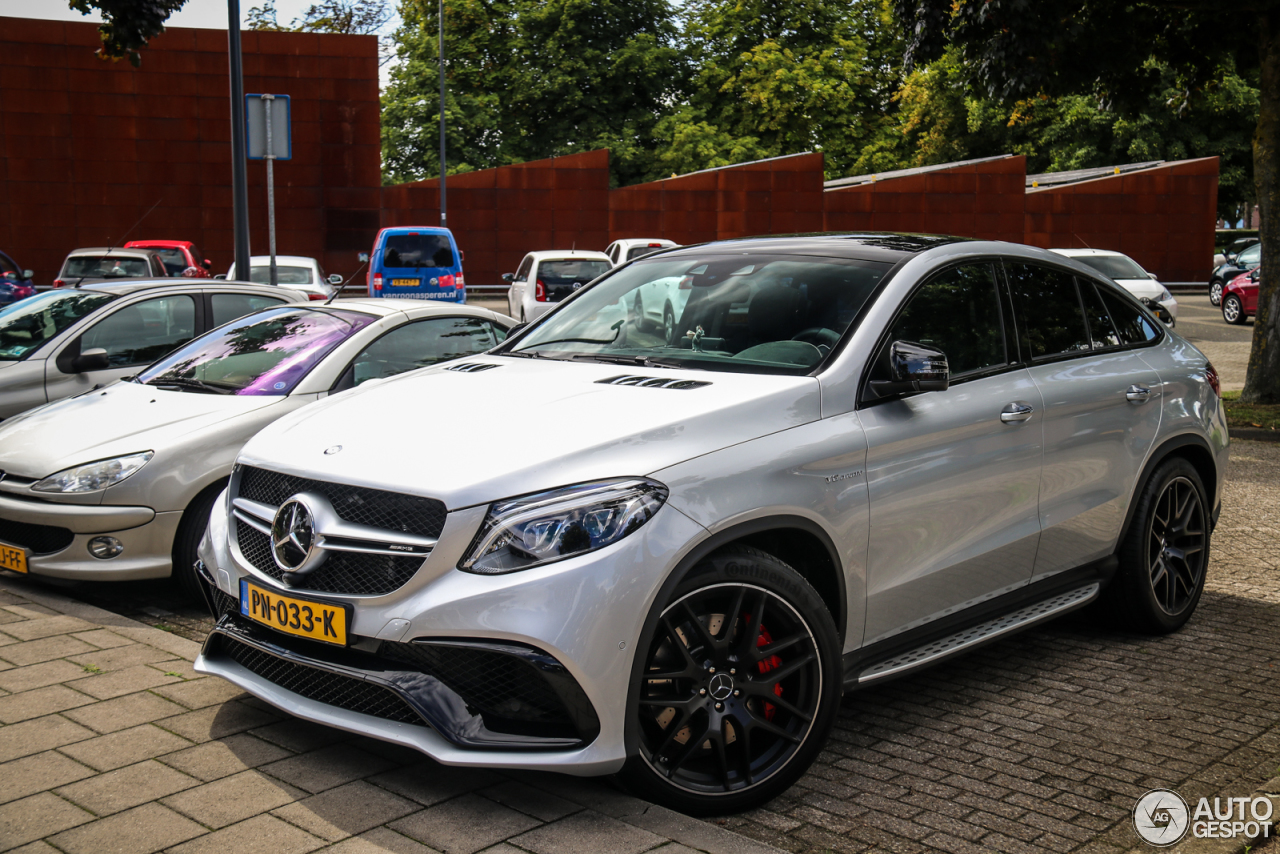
[507,253,890,375]
[153,249,188,276]
[1239,244,1261,266]
[63,256,151,278]
[135,308,374,395]
[0,290,117,361]
[248,266,314,285]
[382,234,455,269]
[539,259,611,283]
[1073,255,1148,280]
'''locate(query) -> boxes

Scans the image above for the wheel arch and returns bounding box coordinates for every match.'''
[1118,433,1219,548]
[172,476,231,558]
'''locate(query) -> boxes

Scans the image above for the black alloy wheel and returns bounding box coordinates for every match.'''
[1101,457,1210,633]
[1146,475,1207,618]
[621,547,840,813]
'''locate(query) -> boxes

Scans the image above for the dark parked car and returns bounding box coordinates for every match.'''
[0,251,36,307]
[1210,241,1260,306]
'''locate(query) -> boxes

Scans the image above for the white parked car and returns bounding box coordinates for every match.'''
[0,299,511,595]
[1049,248,1177,324]
[605,238,678,267]
[503,250,611,323]
[225,256,343,300]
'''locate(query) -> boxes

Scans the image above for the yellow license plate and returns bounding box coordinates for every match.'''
[391,278,419,288]
[0,542,27,574]
[240,579,349,645]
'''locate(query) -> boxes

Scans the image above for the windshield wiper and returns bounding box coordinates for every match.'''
[566,353,696,370]
[146,376,235,395]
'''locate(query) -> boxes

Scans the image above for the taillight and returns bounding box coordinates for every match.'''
[1206,363,1221,398]
[308,293,327,301]
[647,242,663,247]
[455,273,464,288]
[535,279,546,302]
[372,273,383,292]
[53,279,65,288]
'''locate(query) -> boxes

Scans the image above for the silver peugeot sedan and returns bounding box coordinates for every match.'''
[0,299,511,595]
[193,234,1227,815]
[0,280,311,421]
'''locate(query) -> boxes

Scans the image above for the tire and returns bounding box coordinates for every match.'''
[632,292,649,333]
[1209,280,1223,306]
[662,303,676,345]
[171,482,225,601]
[619,546,841,814]
[1100,458,1209,634]
[1223,294,1246,325]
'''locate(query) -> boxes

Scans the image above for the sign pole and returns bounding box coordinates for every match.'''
[438,0,446,228]
[264,94,277,288]
[228,0,251,281]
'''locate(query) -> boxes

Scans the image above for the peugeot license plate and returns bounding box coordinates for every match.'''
[240,579,349,645]
[0,542,27,574]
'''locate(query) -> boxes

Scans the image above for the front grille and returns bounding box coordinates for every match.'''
[238,467,447,539]
[0,518,74,555]
[383,641,580,735]
[220,635,426,727]
[236,520,425,596]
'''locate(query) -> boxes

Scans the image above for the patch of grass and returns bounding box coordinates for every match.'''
[1222,390,1280,432]
[81,663,101,674]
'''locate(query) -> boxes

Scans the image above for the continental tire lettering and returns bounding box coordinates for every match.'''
[721,562,802,596]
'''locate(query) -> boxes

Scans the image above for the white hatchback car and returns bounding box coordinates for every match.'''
[225,256,344,300]
[1049,248,1177,324]
[503,250,612,323]
[605,238,679,267]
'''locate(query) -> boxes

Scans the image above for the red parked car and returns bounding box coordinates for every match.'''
[1222,268,1259,325]
[124,240,212,278]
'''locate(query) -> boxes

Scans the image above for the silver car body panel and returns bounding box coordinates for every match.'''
[200,238,1229,773]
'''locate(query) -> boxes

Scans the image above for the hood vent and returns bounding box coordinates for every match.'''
[444,362,501,373]
[597,375,711,390]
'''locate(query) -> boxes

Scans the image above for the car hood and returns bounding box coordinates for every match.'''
[0,380,287,478]
[1111,278,1166,299]
[238,356,822,509]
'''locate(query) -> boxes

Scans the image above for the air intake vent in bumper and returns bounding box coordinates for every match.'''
[444,362,501,373]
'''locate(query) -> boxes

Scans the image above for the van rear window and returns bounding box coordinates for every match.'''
[382,234,455,269]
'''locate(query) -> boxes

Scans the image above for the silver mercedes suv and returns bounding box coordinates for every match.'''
[194,234,1228,814]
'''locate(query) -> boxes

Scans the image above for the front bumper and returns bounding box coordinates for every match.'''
[195,486,709,774]
[0,493,179,580]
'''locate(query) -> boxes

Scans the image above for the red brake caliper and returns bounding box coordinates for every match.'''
[753,619,785,721]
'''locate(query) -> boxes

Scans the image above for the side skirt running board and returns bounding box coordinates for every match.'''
[854,583,1100,686]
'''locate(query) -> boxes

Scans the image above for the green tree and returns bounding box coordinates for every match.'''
[381,0,684,186]
[67,0,187,65]
[246,0,392,35]
[655,0,902,179]
[892,0,1280,403]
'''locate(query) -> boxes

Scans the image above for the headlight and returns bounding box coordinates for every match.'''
[1159,288,1173,302]
[460,478,668,575]
[32,452,154,493]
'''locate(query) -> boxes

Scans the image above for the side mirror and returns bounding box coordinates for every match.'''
[22,270,34,280]
[869,341,949,397]
[358,252,370,263]
[213,274,227,280]
[328,274,344,285]
[501,273,514,283]
[72,348,110,373]
[202,259,212,270]
[459,250,465,262]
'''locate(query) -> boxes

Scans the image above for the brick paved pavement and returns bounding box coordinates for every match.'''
[715,439,1280,854]
[0,579,784,854]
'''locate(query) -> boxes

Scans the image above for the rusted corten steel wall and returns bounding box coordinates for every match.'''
[381,149,612,289]
[1023,157,1219,284]
[823,156,1027,243]
[0,16,380,285]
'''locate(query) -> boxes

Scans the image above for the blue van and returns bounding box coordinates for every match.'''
[368,226,465,302]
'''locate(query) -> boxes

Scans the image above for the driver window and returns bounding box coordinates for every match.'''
[515,257,533,281]
[79,295,197,368]
[874,264,1006,380]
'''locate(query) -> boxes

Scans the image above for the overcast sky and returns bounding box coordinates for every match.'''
[0,0,321,29]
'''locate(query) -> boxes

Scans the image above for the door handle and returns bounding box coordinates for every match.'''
[1000,402,1034,423]
[1126,385,1151,403]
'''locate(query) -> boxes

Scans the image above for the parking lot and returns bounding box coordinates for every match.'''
[2,289,1278,853]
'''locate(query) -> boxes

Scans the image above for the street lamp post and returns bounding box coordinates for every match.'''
[438,0,446,228]
[228,0,251,281]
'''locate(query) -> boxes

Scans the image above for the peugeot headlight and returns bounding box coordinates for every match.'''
[460,478,668,575]
[32,452,154,494]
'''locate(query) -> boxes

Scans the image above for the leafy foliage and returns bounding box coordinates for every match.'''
[246,0,392,35]
[67,0,188,66]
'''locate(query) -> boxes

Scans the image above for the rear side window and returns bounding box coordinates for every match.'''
[1078,280,1121,349]
[350,317,500,385]
[382,234,455,269]
[1097,286,1160,345]
[211,293,287,328]
[876,263,1007,379]
[1006,263,1090,359]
